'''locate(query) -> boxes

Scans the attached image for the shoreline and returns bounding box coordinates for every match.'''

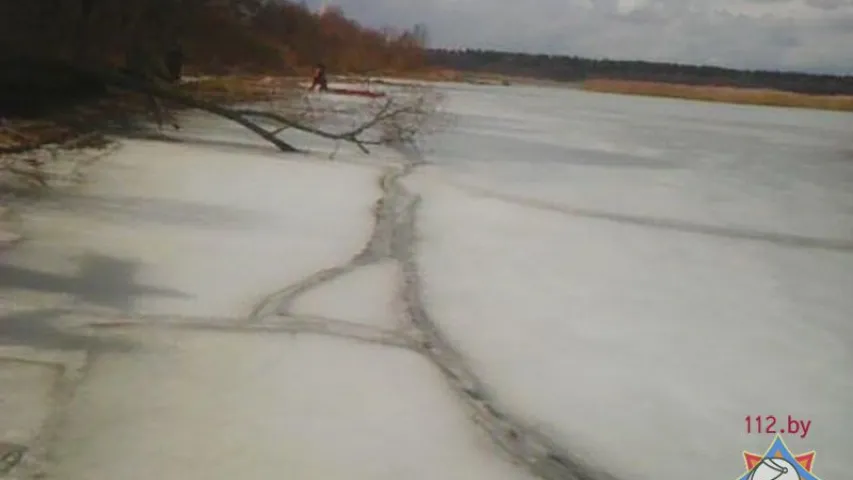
[580,79,853,112]
[384,69,853,112]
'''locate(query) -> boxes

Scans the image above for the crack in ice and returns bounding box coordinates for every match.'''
[248,149,620,480]
[445,178,853,253]
[5,147,620,480]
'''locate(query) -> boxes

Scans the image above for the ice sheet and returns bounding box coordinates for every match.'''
[413,84,853,480]
[48,330,533,480]
[4,136,380,319]
[291,260,401,328]
[4,81,852,480]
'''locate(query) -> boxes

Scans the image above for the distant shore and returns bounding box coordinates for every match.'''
[368,68,853,112]
[580,79,853,112]
[186,72,853,113]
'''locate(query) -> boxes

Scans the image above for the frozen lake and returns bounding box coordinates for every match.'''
[412,83,853,479]
[427,83,853,241]
[2,83,852,480]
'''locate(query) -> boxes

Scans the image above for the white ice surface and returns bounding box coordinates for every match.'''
[3,107,534,480]
[4,83,852,480]
[291,260,401,328]
[412,85,853,480]
[49,331,532,480]
[416,180,853,479]
[0,361,56,445]
[425,85,853,241]
[5,129,380,319]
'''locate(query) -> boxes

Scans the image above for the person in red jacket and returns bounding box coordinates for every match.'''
[308,63,329,92]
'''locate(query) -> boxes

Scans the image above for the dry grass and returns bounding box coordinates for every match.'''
[583,79,853,112]
[182,75,304,103]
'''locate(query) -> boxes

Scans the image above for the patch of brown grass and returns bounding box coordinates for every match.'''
[182,75,303,103]
[583,79,853,112]
[0,120,82,153]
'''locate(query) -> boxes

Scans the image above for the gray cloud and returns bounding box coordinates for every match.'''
[303,0,853,74]
[805,0,853,9]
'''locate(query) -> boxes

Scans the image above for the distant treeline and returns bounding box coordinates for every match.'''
[426,49,853,95]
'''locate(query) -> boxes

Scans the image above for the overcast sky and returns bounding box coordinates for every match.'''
[302,0,853,74]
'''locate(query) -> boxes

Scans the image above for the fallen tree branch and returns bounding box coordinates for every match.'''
[3,60,444,161]
[233,108,373,153]
[99,68,441,155]
[96,69,300,152]
[232,92,438,155]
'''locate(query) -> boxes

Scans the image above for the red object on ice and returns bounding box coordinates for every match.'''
[327,88,386,98]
